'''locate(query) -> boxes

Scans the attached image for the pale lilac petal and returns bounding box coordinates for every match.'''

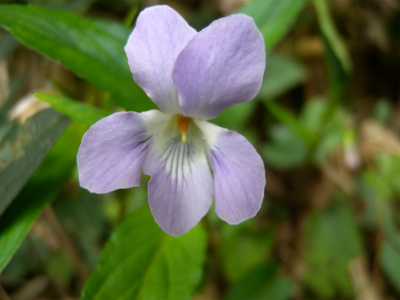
[173,14,265,120]
[143,120,213,236]
[125,5,197,114]
[195,120,265,223]
[77,110,170,194]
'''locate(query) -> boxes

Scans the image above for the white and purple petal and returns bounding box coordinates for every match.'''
[195,120,265,223]
[125,5,197,114]
[173,14,266,120]
[77,110,170,194]
[143,120,213,236]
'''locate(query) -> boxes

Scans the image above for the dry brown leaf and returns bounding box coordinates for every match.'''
[8,94,50,125]
[349,256,385,300]
[359,120,400,164]
[0,61,9,107]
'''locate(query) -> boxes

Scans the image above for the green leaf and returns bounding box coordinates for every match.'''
[360,170,393,201]
[224,263,293,300]
[313,0,351,102]
[381,240,400,294]
[0,123,83,273]
[0,109,14,143]
[304,200,362,263]
[302,196,362,298]
[299,99,346,163]
[259,53,307,99]
[81,207,207,300]
[0,108,69,215]
[265,100,314,146]
[263,125,308,169]
[35,92,108,127]
[213,102,255,132]
[358,170,399,240]
[0,4,155,112]
[313,0,352,74]
[54,190,105,269]
[370,98,391,124]
[0,35,18,59]
[33,0,98,12]
[375,154,400,195]
[220,220,273,283]
[239,0,310,51]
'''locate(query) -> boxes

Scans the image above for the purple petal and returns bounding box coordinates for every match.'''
[173,14,265,120]
[195,120,265,223]
[143,120,213,236]
[77,110,170,194]
[125,5,197,114]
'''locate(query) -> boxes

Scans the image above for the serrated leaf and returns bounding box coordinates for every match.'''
[0,108,69,215]
[239,0,310,51]
[81,207,207,300]
[0,123,83,272]
[0,4,155,112]
[35,93,108,127]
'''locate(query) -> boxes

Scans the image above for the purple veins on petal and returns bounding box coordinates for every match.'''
[143,121,213,236]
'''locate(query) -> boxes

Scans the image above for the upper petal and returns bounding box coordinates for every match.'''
[173,14,266,120]
[195,120,266,223]
[125,5,197,114]
[77,110,170,194]
[143,119,213,236]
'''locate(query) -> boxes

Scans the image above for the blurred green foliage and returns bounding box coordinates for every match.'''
[302,197,362,298]
[0,0,399,299]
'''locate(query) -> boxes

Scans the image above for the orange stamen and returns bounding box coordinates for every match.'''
[176,115,191,144]
[177,116,191,134]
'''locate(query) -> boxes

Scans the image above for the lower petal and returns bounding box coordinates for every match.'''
[195,120,266,224]
[77,110,170,193]
[143,120,213,236]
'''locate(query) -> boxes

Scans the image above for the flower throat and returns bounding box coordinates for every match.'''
[176,115,191,144]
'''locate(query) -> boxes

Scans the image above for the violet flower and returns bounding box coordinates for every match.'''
[77,5,266,236]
